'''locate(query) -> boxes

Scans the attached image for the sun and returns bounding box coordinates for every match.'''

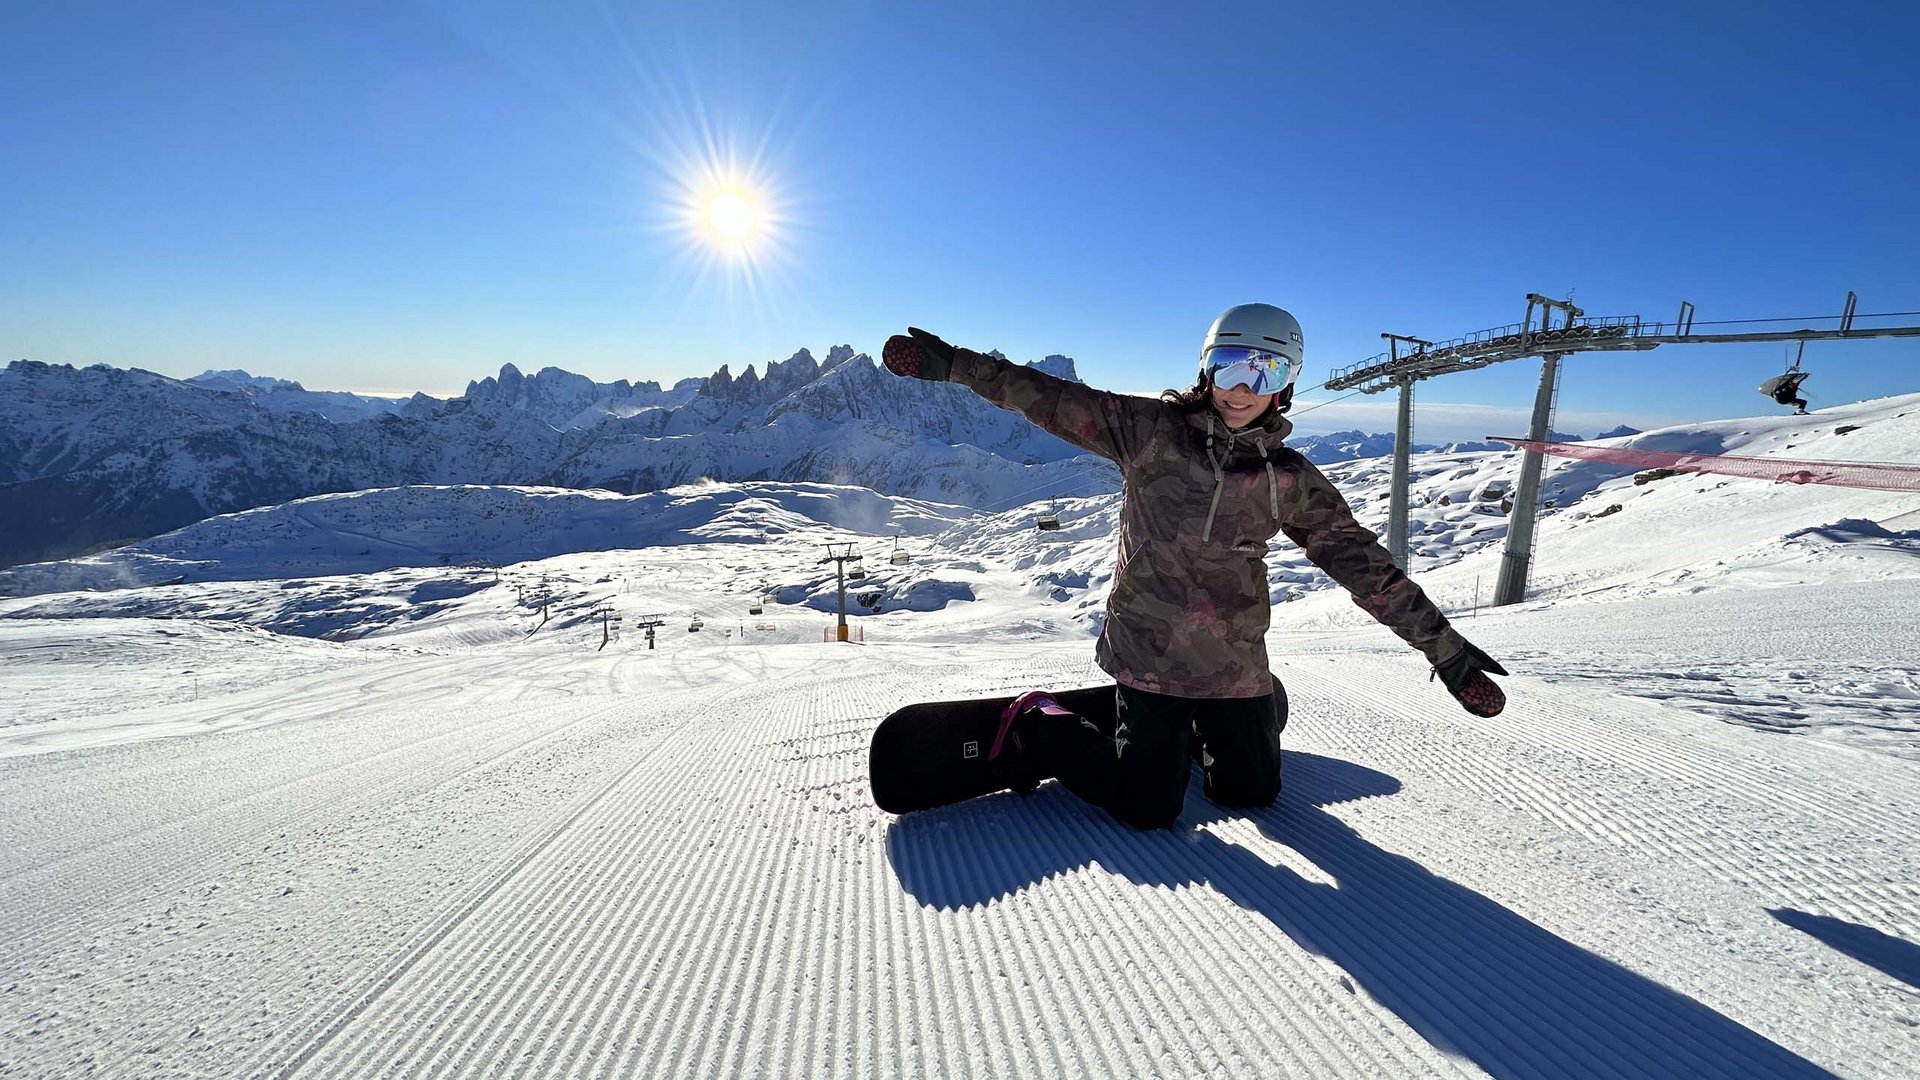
[703,189,759,244]
[651,123,798,306]
[677,170,781,264]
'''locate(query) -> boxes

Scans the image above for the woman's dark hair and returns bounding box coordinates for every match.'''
[1159,376,1212,412]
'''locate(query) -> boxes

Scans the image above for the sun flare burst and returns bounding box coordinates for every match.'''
[629,89,808,321]
[672,157,784,264]
[651,144,798,322]
[702,189,759,244]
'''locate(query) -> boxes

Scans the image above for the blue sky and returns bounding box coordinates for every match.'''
[3,0,1916,441]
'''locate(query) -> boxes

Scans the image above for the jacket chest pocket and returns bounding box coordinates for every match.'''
[1131,445,1287,546]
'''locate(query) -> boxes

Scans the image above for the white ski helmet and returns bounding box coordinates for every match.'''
[1198,303,1305,374]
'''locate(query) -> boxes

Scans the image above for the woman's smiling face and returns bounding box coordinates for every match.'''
[1210,383,1272,429]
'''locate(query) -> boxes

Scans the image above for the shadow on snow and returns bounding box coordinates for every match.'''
[884,752,1836,1080]
[1770,907,1920,989]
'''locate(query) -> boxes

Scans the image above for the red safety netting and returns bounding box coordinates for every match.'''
[1492,438,1920,493]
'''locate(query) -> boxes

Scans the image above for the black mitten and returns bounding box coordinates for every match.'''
[881,327,957,381]
[1433,641,1509,717]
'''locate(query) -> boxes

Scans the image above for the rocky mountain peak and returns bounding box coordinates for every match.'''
[1029,354,1080,382]
[189,369,307,393]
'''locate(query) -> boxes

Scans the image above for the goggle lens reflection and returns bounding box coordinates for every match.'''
[1205,346,1301,394]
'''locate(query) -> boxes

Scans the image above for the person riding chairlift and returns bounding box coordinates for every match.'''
[1761,344,1811,416]
[1768,371,1810,415]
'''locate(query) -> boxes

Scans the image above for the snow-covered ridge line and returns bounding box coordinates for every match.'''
[0,352,1097,569]
[0,482,969,597]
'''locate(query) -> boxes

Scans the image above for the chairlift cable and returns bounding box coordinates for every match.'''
[1288,386,1371,417]
[1680,310,1920,327]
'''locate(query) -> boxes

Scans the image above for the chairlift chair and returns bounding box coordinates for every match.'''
[689,615,704,633]
[890,536,910,565]
[1758,341,1811,406]
[748,598,764,615]
[1037,503,1062,531]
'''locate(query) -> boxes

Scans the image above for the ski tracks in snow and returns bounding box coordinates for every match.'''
[242,649,1489,1078]
[1,648,730,1076]
[4,644,1917,1077]
[1281,655,1919,1078]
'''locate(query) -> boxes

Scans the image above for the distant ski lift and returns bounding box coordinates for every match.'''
[848,559,868,581]
[688,615,704,633]
[1037,502,1062,531]
[890,536,910,565]
[748,599,764,615]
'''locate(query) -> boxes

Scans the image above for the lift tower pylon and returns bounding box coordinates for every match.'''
[1379,334,1432,571]
[1494,353,1564,606]
[1489,295,1580,606]
[819,544,863,642]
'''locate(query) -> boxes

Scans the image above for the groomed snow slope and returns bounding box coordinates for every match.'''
[3,397,1918,1078]
[4,624,1915,1078]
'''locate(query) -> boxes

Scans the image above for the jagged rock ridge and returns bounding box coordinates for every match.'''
[0,351,1104,568]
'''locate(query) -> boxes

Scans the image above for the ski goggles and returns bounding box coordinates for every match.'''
[1204,346,1302,395]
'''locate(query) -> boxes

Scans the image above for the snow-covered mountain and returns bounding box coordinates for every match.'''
[2,362,405,567]
[1287,428,1600,463]
[0,351,1111,569]
[458,362,700,429]
[184,369,411,423]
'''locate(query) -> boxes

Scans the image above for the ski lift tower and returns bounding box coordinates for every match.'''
[631,613,667,650]
[1326,293,1594,598]
[1494,297,1579,606]
[819,544,864,642]
[587,602,621,651]
[1378,333,1432,570]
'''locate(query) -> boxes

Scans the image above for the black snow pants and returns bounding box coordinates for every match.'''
[1036,680,1287,830]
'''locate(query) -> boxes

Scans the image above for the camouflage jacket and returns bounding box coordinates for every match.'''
[948,349,1467,698]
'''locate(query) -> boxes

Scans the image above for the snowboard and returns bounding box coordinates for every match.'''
[869,683,1119,814]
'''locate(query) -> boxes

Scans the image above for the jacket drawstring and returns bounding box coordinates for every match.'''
[1203,419,1284,541]
[1255,434,1278,520]
[1201,413,1227,543]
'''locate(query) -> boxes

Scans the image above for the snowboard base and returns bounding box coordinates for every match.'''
[869,684,1118,814]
